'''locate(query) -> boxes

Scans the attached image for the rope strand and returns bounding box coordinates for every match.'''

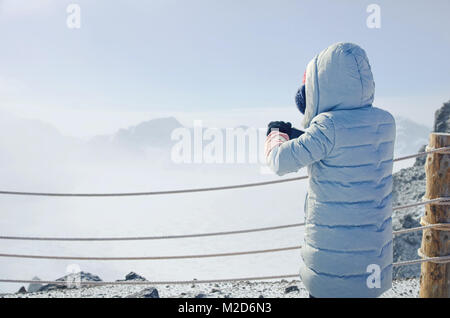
[394,223,450,235]
[0,176,309,197]
[0,146,448,197]
[392,145,450,162]
[0,245,302,261]
[393,254,450,267]
[0,223,306,242]
[392,197,450,211]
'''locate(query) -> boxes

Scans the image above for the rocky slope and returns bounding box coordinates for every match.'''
[392,165,426,279]
[392,100,449,279]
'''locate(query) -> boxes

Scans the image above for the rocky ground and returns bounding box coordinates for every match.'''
[1,276,420,298]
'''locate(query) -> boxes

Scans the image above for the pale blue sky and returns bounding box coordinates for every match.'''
[0,0,449,133]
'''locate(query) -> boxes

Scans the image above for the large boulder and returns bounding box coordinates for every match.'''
[116,272,147,282]
[124,272,147,281]
[38,272,102,292]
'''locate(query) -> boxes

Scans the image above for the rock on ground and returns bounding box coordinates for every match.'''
[17,286,27,294]
[28,277,43,293]
[126,287,159,298]
[117,272,147,282]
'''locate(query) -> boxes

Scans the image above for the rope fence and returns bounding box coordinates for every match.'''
[0,198,447,265]
[0,198,448,242]
[0,146,449,287]
[2,253,450,288]
[1,255,449,289]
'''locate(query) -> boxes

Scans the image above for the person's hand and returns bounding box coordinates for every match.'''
[266,121,292,136]
[266,121,304,139]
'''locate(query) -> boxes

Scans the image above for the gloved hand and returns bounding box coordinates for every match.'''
[266,121,291,136]
[266,121,304,139]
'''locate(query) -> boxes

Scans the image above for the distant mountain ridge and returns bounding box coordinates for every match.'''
[114,117,183,149]
[87,114,431,160]
[89,117,182,150]
[394,116,430,158]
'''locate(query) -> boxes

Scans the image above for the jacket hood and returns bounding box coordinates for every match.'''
[302,42,375,128]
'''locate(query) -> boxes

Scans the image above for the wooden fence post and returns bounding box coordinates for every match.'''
[419,132,450,298]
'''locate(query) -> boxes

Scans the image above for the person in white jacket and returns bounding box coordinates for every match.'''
[265,42,396,298]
